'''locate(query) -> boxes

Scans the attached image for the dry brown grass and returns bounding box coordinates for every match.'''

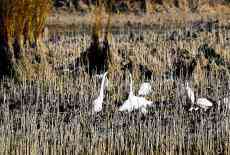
[1,20,230,154]
[1,2,230,153]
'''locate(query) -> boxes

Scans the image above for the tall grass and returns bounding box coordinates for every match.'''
[0,22,230,154]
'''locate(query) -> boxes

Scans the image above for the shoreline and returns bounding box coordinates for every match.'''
[47,11,230,33]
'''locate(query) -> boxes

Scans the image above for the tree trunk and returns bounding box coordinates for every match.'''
[141,0,148,13]
[13,36,25,59]
[174,0,179,7]
[155,0,163,5]
[0,40,17,78]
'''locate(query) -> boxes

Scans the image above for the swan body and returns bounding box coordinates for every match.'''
[196,98,213,111]
[92,72,108,113]
[185,82,212,111]
[138,82,152,96]
[189,98,213,112]
[119,73,153,113]
[119,95,153,112]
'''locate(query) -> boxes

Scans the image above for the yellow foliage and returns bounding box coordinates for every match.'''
[0,0,52,46]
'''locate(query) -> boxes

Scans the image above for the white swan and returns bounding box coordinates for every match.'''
[119,73,153,113]
[138,82,152,96]
[92,72,108,113]
[196,98,213,111]
[185,82,213,111]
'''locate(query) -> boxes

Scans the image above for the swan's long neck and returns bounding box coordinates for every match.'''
[185,83,195,104]
[99,72,108,97]
[129,73,134,96]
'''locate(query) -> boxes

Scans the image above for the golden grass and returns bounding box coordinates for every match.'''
[0,22,230,154]
[0,0,53,80]
[0,0,51,46]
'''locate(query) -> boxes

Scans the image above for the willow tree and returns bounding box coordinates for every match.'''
[76,0,114,75]
[0,0,52,80]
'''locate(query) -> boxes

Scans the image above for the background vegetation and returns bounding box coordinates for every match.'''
[0,0,230,154]
[0,22,230,154]
[0,0,52,80]
[53,0,230,13]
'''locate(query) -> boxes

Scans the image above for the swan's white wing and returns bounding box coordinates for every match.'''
[138,82,152,96]
[119,99,134,112]
[132,97,152,114]
[196,98,213,110]
[119,96,152,112]
[135,96,153,107]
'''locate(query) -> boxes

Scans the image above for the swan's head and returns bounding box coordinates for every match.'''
[97,71,109,95]
[102,72,109,88]
[104,71,108,77]
[185,81,189,88]
[129,73,132,81]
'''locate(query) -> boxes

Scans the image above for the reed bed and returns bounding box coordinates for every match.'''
[0,24,230,154]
